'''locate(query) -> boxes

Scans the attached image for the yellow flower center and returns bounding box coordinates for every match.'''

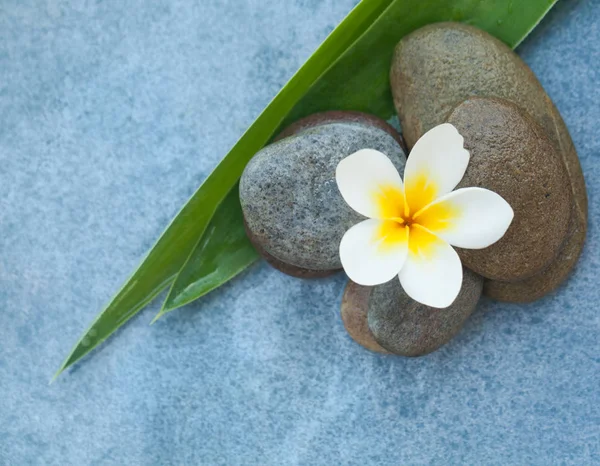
[374,176,457,258]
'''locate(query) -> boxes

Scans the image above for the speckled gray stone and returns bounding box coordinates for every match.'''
[367,268,483,357]
[240,119,406,271]
[390,22,587,300]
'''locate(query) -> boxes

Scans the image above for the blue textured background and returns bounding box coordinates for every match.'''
[1,0,599,464]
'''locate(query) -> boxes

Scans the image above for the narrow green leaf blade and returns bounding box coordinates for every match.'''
[158,0,558,315]
[55,0,396,376]
[156,186,259,317]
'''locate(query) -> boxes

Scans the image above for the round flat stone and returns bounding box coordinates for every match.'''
[240,112,406,274]
[367,268,483,357]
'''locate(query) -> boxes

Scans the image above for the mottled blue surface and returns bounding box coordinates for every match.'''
[1,0,599,464]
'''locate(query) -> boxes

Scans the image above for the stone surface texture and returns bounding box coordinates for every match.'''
[0,1,599,465]
[391,21,587,302]
[448,97,571,281]
[367,269,483,356]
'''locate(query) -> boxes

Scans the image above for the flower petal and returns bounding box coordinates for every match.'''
[399,225,462,308]
[340,218,408,286]
[404,123,470,213]
[414,187,514,249]
[336,149,405,219]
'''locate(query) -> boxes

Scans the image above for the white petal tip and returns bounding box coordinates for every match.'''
[424,187,515,250]
[413,293,459,309]
[404,123,471,202]
[399,241,463,310]
[345,274,392,287]
[403,276,461,308]
[336,149,403,219]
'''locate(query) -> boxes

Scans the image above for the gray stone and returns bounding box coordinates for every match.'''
[243,217,336,279]
[448,97,572,282]
[240,114,406,272]
[367,268,483,357]
[390,22,587,300]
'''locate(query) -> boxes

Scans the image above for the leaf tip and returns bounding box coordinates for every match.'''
[150,312,165,325]
[50,366,65,384]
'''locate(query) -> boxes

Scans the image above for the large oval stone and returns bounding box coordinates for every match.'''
[366,268,483,357]
[240,112,406,275]
[390,22,587,300]
[447,97,571,281]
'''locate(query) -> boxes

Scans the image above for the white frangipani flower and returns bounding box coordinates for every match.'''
[336,123,514,308]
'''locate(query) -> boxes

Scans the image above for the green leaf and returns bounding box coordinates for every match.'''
[155,185,260,318]
[56,0,558,377]
[54,0,394,378]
